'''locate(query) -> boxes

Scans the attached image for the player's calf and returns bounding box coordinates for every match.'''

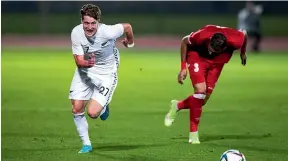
[187,93,205,145]
[186,83,206,144]
[71,99,92,148]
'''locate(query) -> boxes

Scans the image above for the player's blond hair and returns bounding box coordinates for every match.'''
[80,4,101,21]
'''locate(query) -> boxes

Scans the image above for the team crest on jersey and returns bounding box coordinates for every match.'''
[101,41,110,48]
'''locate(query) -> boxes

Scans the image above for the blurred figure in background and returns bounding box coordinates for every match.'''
[238,1,263,52]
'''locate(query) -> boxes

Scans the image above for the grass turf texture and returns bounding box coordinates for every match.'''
[2,48,288,161]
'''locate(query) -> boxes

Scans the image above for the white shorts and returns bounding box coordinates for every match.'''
[68,69,118,107]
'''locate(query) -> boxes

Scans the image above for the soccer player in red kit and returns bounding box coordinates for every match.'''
[164,25,248,144]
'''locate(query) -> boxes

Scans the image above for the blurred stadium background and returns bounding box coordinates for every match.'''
[2,1,288,161]
[2,1,288,50]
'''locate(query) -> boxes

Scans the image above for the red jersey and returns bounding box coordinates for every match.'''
[187,25,246,63]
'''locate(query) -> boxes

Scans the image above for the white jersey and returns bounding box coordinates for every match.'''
[71,23,124,76]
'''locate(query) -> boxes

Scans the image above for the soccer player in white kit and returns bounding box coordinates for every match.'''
[69,4,135,153]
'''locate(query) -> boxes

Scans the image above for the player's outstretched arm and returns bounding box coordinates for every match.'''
[240,30,248,66]
[180,35,190,69]
[121,23,134,48]
[240,30,248,54]
[177,35,190,85]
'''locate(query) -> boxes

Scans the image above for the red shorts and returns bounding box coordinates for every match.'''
[187,51,224,94]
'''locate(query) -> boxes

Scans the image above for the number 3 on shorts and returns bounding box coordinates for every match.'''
[194,63,199,72]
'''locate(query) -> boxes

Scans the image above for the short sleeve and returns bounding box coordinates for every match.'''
[71,30,84,55]
[103,24,124,40]
[188,27,206,45]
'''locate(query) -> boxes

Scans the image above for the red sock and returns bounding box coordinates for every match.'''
[187,93,205,132]
[177,99,190,111]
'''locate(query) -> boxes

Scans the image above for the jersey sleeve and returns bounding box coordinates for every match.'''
[188,26,210,45]
[103,24,124,40]
[71,29,84,55]
[188,30,201,45]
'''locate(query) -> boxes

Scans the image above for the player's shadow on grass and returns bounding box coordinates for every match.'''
[2,132,74,138]
[208,142,287,155]
[92,152,163,161]
[95,143,168,151]
[201,133,272,142]
[172,133,272,142]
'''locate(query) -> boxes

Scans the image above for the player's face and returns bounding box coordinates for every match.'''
[246,2,255,11]
[82,15,98,37]
[208,44,218,53]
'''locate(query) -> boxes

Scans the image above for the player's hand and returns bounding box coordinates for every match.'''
[87,53,96,67]
[121,38,130,48]
[122,38,134,48]
[122,38,128,47]
[178,69,187,85]
[240,54,247,66]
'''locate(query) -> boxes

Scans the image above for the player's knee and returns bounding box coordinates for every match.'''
[72,105,85,114]
[87,99,103,119]
[71,100,85,114]
[72,108,79,114]
[87,111,100,119]
[87,108,101,119]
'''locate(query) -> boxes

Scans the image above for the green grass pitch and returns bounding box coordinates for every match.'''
[2,47,288,161]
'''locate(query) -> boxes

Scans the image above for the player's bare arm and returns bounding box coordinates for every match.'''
[121,23,135,48]
[178,35,190,85]
[73,54,95,68]
[240,30,248,66]
[181,35,190,64]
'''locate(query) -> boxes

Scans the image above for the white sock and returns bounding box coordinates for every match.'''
[73,112,91,146]
[175,102,179,111]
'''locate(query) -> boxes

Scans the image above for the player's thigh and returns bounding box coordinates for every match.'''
[69,74,93,113]
[91,73,118,108]
[206,63,225,94]
[187,51,208,92]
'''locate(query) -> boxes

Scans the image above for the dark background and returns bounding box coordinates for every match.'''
[2,1,288,36]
